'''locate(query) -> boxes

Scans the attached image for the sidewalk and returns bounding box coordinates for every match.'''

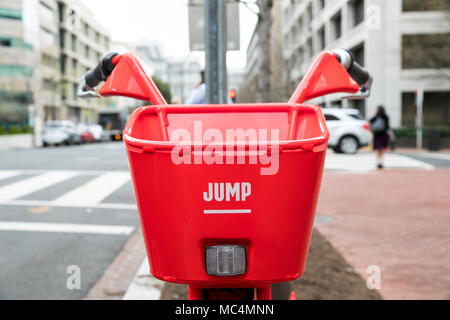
[0,134,34,151]
[316,169,450,299]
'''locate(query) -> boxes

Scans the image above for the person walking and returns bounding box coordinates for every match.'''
[369,106,390,169]
[185,71,233,104]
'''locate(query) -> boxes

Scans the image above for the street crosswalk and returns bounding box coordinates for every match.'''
[325,152,435,172]
[0,154,435,209]
[0,170,136,210]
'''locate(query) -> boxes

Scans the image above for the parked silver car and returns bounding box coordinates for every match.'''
[323,108,371,154]
[86,123,108,142]
[42,121,81,146]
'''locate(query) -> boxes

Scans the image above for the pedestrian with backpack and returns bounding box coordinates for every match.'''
[370,106,390,169]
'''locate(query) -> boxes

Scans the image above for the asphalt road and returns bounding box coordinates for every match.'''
[397,151,450,168]
[0,142,139,299]
[0,143,448,300]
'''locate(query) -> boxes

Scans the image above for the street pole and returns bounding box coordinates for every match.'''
[257,0,273,102]
[416,89,424,151]
[204,0,228,104]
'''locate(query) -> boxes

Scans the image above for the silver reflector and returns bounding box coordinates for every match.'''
[205,245,246,276]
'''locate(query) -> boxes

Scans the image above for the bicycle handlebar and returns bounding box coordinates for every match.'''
[78,52,118,98]
[333,49,370,85]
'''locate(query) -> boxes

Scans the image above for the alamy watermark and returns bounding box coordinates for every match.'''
[366,265,381,290]
[170,121,280,176]
[66,265,81,290]
[366,5,381,30]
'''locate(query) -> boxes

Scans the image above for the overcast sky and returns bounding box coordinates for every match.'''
[79,0,258,68]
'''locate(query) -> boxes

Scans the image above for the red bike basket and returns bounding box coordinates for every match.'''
[124,103,329,287]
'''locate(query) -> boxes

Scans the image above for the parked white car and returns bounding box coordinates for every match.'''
[322,108,372,154]
[42,121,81,146]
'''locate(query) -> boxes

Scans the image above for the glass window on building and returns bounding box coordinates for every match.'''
[60,81,69,100]
[331,11,342,40]
[351,43,365,66]
[402,33,450,69]
[40,28,55,46]
[42,54,58,68]
[0,7,22,20]
[84,22,89,37]
[73,83,78,100]
[0,65,33,77]
[402,0,450,11]
[348,99,366,117]
[0,38,11,47]
[318,0,326,11]
[307,2,313,23]
[58,2,65,23]
[349,0,365,27]
[85,45,90,59]
[42,79,56,91]
[72,59,78,76]
[307,37,313,58]
[60,54,67,73]
[71,34,77,52]
[39,1,54,21]
[59,29,65,48]
[402,91,450,126]
[317,27,325,50]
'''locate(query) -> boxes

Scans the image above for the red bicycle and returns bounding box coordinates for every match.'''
[78,48,371,300]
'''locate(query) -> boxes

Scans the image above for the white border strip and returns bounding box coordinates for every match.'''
[0,171,20,181]
[0,199,137,210]
[0,221,135,235]
[204,209,252,214]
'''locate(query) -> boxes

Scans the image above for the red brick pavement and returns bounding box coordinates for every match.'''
[316,169,450,299]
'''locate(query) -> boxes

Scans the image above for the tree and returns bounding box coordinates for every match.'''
[152,75,172,104]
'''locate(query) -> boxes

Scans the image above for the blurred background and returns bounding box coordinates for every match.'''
[0,0,449,300]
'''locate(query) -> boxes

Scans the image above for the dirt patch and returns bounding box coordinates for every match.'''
[160,229,382,300]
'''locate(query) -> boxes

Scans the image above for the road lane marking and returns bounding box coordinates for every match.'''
[52,172,131,206]
[0,171,20,181]
[0,171,78,201]
[415,153,450,161]
[0,170,125,176]
[0,199,137,210]
[325,153,435,172]
[0,221,134,235]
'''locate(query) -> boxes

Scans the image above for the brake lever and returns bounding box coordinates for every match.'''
[77,77,100,99]
[343,76,373,100]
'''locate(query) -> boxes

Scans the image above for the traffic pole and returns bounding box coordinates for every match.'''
[416,88,424,151]
[204,0,228,104]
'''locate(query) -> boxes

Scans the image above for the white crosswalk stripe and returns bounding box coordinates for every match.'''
[0,221,134,235]
[0,170,133,209]
[52,171,131,206]
[0,170,20,181]
[0,171,78,201]
[325,152,435,172]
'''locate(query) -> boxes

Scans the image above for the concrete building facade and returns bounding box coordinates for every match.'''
[281,0,450,128]
[239,0,284,103]
[57,0,111,123]
[166,55,202,104]
[0,0,56,132]
[0,0,112,144]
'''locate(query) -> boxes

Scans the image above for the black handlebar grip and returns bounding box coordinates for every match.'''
[85,65,104,87]
[348,61,370,86]
[84,52,119,88]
